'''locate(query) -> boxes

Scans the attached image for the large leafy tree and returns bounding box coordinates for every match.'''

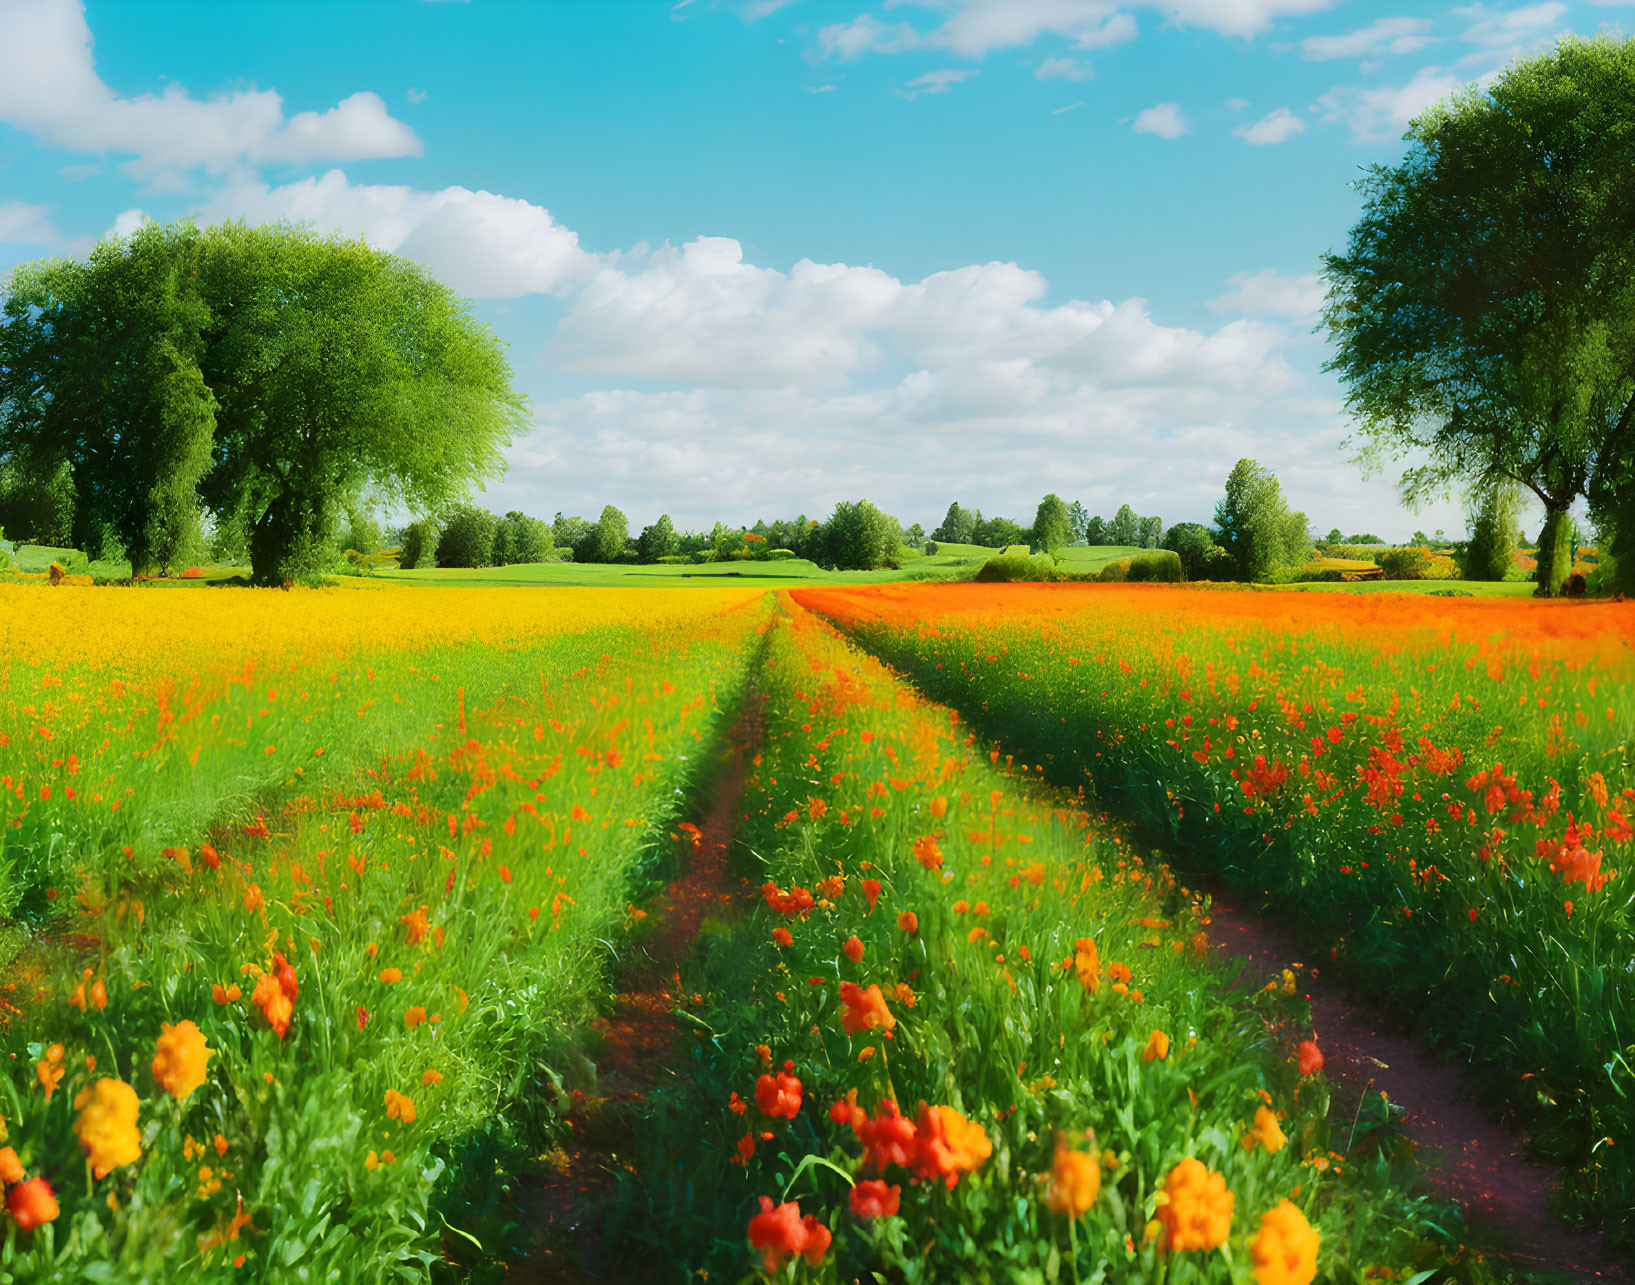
[1028,493,1072,560]
[636,514,679,563]
[1213,458,1310,582]
[1,219,525,582]
[820,499,901,571]
[1323,35,1635,595]
[931,502,976,545]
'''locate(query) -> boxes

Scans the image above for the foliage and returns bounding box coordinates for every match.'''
[819,499,902,571]
[398,518,439,570]
[1027,493,1072,560]
[1138,515,1164,549]
[970,514,1026,549]
[931,502,976,545]
[1161,522,1225,581]
[1083,515,1108,545]
[435,504,501,568]
[1125,549,1183,582]
[973,550,1075,582]
[1213,459,1310,582]
[1322,36,1635,583]
[1456,485,1521,581]
[1098,558,1130,583]
[573,505,630,563]
[492,510,553,566]
[0,220,527,585]
[1106,504,1141,547]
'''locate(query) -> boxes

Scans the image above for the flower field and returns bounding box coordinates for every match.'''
[791,582,1635,1256]
[0,583,762,1280]
[604,595,1479,1281]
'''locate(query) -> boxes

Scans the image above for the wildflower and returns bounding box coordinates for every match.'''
[1156,1157,1233,1251]
[1044,1139,1101,1217]
[747,1196,830,1273]
[849,1179,901,1218]
[897,911,918,934]
[243,884,264,915]
[842,935,865,963]
[853,1100,918,1170]
[5,1178,58,1230]
[250,973,293,1039]
[74,1078,142,1178]
[1143,1029,1170,1062]
[400,905,431,946]
[152,1020,212,1101]
[1296,1040,1324,1076]
[1250,1199,1319,1285]
[772,927,793,947]
[405,1006,427,1028]
[384,1089,417,1124]
[829,1089,864,1129]
[0,1146,22,1184]
[1073,937,1100,993]
[1243,1106,1287,1155]
[912,835,944,870]
[421,1069,444,1086]
[755,1062,803,1119]
[862,878,882,911]
[762,881,816,918]
[734,1132,755,1164]
[380,967,403,984]
[838,981,896,1036]
[913,1103,992,1189]
[212,982,242,1005]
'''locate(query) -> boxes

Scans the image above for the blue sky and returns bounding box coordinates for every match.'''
[1,0,1627,539]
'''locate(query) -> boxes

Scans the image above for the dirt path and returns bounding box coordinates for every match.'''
[1204,884,1628,1281]
[507,704,760,1282]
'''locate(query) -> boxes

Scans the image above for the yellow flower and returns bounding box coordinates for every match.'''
[1043,1139,1100,1217]
[152,1020,212,1101]
[1142,1029,1170,1062]
[1242,1105,1287,1155]
[1250,1199,1319,1285]
[1156,1157,1233,1251]
[74,1078,142,1178]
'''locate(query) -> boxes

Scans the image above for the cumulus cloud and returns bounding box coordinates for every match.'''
[0,201,60,245]
[0,0,420,184]
[198,170,608,299]
[811,13,922,60]
[1232,105,1305,143]
[1317,66,1464,142]
[1207,268,1325,321]
[1037,54,1096,80]
[1299,16,1435,60]
[1132,101,1191,137]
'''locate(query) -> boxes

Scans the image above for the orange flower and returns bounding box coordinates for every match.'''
[897,911,918,933]
[747,1196,830,1273]
[212,982,241,1005]
[404,1006,427,1028]
[380,967,403,983]
[1157,1157,1234,1251]
[1242,1106,1286,1155]
[842,935,865,963]
[1296,1040,1324,1076]
[74,1078,142,1178]
[912,835,944,870]
[0,1146,22,1184]
[734,1131,755,1165]
[243,884,264,915]
[384,1089,417,1124]
[852,1099,919,1170]
[861,878,882,912]
[250,974,293,1039]
[1143,1029,1170,1062]
[929,796,948,817]
[400,905,431,946]
[1250,1199,1319,1285]
[755,1062,804,1119]
[421,1069,444,1087]
[772,927,793,947]
[152,1020,212,1101]
[838,981,896,1036]
[849,1178,901,1219]
[1044,1139,1101,1217]
[913,1103,991,1189]
[5,1177,58,1231]
[1073,937,1100,993]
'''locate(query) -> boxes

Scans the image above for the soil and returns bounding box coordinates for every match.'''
[505,704,760,1282]
[1205,883,1629,1281]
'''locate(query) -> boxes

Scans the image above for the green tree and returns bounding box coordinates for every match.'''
[577,505,629,563]
[636,514,680,563]
[552,513,592,555]
[435,504,499,568]
[1162,522,1224,581]
[820,499,902,570]
[972,515,1026,549]
[931,502,976,544]
[493,510,552,565]
[341,506,383,557]
[1324,527,1343,546]
[398,518,439,570]
[1107,504,1141,546]
[1457,484,1521,582]
[1138,514,1163,549]
[1213,458,1310,582]
[1323,36,1635,596]
[1029,493,1073,560]
[903,522,926,549]
[1083,515,1107,546]
[1067,500,1089,545]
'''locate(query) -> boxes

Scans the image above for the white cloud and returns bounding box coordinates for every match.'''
[406,87,428,104]
[1153,0,1335,38]
[198,170,608,299]
[1225,96,1251,110]
[1052,100,1086,113]
[1232,105,1305,143]
[0,201,60,245]
[922,2,1138,56]
[812,13,922,59]
[896,68,980,98]
[1207,268,1325,321]
[1455,2,1568,47]
[1132,101,1191,137]
[1037,54,1096,80]
[1317,66,1464,142]
[1299,16,1435,60]
[743,0,803,16]
[0,0,421,184]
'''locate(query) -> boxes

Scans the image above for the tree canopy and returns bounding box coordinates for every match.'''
[1322,35,1635,592]
[0,219,526,581]
[1029,493,1072,560]
[1213,458,1310,582]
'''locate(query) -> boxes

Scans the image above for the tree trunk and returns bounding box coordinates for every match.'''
[1533,508,1574,597]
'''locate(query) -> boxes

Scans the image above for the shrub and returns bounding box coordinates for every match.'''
[924,541,939,556]
[493,512,553,565]
[655,555,690,565]
[398,520,438,570]
[435,505,499,568]
[1125,549,1183,582]
[768,547,798,561]
[1098,558,1131,583]
[974,551,1068,583]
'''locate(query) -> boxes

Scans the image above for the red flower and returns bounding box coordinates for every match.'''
[842,935,865,964]
[852,1100,918,1170]
[1296,1039,1324,1076]
[849,1179,901,1219]
[838,981,895,1036]
[747,1196,829,1272]
[755,1062,803,1119]
[5,1178,58,1230]
[861,878,882,912]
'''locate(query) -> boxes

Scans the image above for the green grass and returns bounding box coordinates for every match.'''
[1274,578,1535,597]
